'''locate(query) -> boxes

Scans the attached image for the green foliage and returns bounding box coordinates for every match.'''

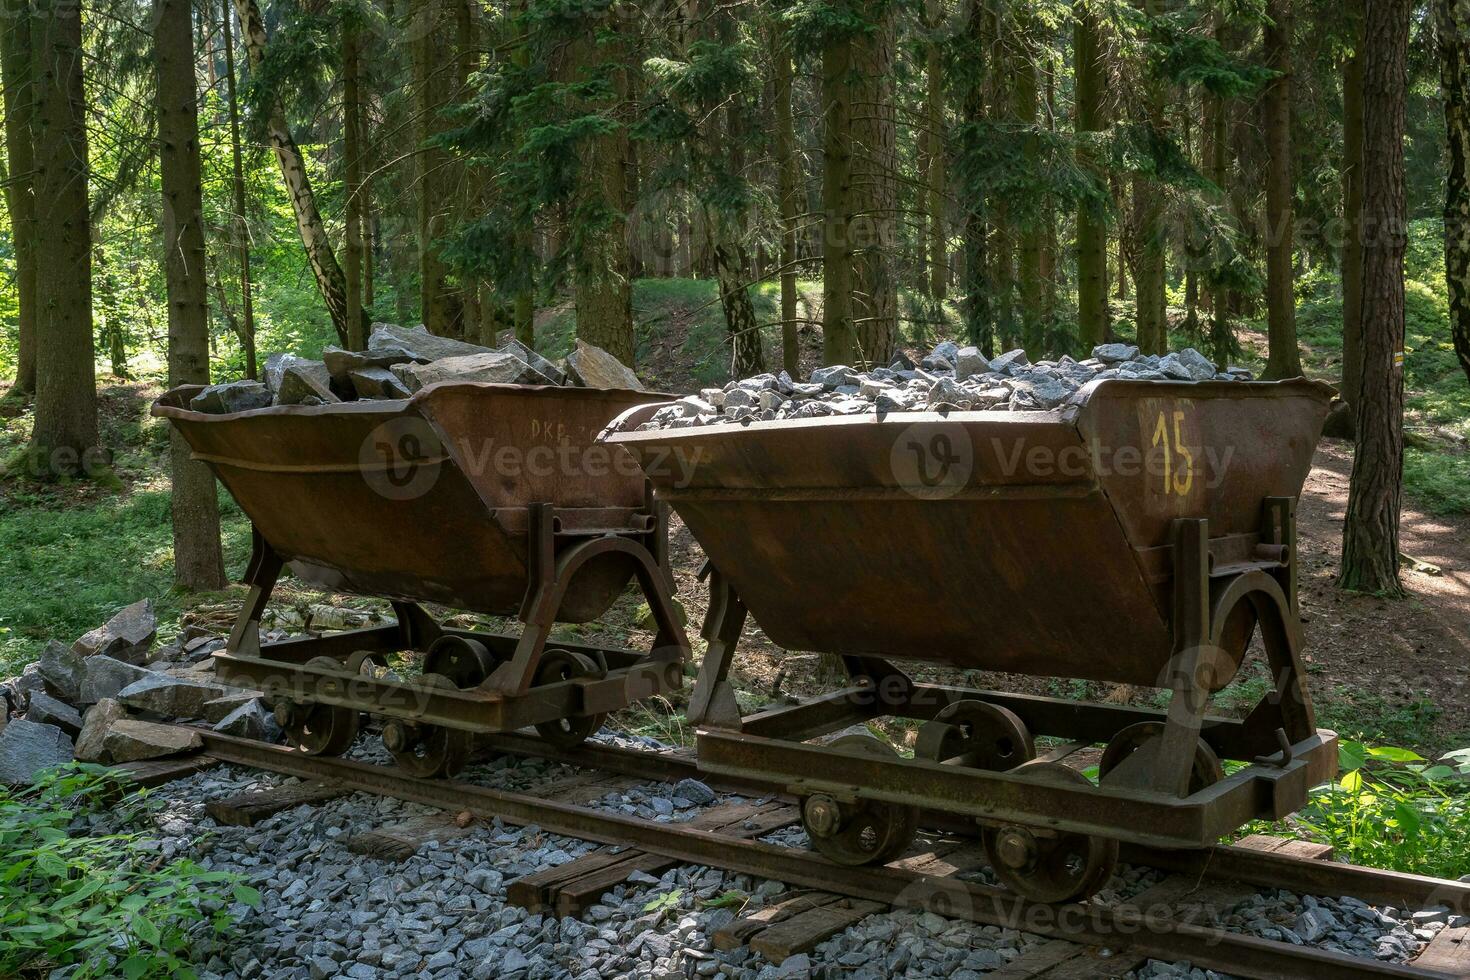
[0,765,257,978]
[1403,450,1470,515]
[0,488,250,674]
[1284,742,1470,879]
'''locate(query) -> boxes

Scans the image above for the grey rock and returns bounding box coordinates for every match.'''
[189,380,273,414]
[0,719,74,785]
[673,778,716,805]
[398,351,551,391]
[25,690,82,736]
[101,720,202,763]
[989,348,1031,375]
[369,323,494,363]
[280,363,340,405]
[38,640,86,704]
[78,656,152,706]
[346,367,412,400]
[73,599,157,664]
[214,701,284,742]
[118,673,227,719]
[498,338,566,385]
[930,341,960,364]
[811,365,861,390]
[566,340,643,391]
[203,692,261,724]
[954,346,992,380]
[323,344,427,381]
[74,698,127,763]
[1297,906,1339,943]
[1092,343,1139,363]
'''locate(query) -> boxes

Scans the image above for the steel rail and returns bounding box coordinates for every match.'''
[478,732,1470,916]
[189,730,1460,980]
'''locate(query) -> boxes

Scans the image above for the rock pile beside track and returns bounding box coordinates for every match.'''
[622,342,1252,431]
[186,325,641,414]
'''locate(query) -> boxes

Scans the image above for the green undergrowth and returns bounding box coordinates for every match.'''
[0,488,251,675]
[1246,742,1470,879]
[0,765,257,979]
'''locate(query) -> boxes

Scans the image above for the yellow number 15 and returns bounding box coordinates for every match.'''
[1151,410,1194,497]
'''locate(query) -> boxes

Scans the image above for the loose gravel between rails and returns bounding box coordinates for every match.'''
[148,727,1470,980]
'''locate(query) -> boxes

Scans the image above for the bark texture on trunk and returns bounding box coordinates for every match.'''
[821,29,855,365]
[568,9,634,365]
[1338,0,1408,597]
[959,0,991,355]
[1074,2,1108,350]
[234,0,352,347]
[925,0,948,303]
[1015,53,1044,358]
[772,19,801,376]
[221,0,256,379]
[1436,0,1470,388]
[155,0,226,590]
[412,0,459,337]
[1341,3,1365,401]
[29,0,97,476]
[1262,0,1302,379]
[850,5,898,368]
[343,17,365,350]
[1,0,37,394]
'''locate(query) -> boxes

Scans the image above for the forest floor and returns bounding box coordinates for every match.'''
[1,284,1468,758]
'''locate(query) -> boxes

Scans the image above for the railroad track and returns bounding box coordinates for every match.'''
[161,728,1470,980]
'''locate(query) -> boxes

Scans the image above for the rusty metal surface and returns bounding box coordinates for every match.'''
[606,379,1332,686]
[187,729,1461,979]
[154,382,669,621]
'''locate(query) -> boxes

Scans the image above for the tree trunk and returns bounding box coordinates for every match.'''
[221,0,256,379]
[155,0,226,590]
[1435,0,1470,388]
[712,230,764,378]
[772,17,801,376]
[821,28,855,365]
[343,15,365,350]
[849,4,897,368]
[1261,0,1302,379]
[28,0,97,477]
[1,0,37,395]
[1015,52,1044,358]
[959,0,991,354]
[1130,0,1167,357]
[233,0,352,347]
[568,10,634,365]
[925,0,948,303]
[413,0,459,337]
[511,0,535,351]
[1338,0,1408,597]
[1074,2,1109,350]
[1206,15,1235,365]
[1342,7,1365,401]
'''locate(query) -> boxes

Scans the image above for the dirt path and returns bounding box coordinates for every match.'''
[1295,439,1470,744]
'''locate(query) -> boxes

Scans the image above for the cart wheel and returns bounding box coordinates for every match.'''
[980,762,1118,903]
[801,735,918,867]
[915,700,1035,771]
[345,649,389,676]
[383,672,474,779]
[422,636,499,689]
[1098,721,1223,794]
[532,650,607,749]
[277,656,359,756]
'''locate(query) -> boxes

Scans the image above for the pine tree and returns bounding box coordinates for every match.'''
[0,0,37,395]
[1338,0,1409,596]
[221,0,257,378]
[155,0,226,589]
[28,0,98,478]
[1074,0,1108,349]
[1261,0,1302,379]
[1436,0,1470,387]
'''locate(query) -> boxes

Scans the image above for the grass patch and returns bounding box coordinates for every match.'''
[1215,669,1443,747]
[0,488,251,674]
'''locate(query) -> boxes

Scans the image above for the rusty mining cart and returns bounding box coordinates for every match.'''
[154,382,690,778]
[606,377,1339,903]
